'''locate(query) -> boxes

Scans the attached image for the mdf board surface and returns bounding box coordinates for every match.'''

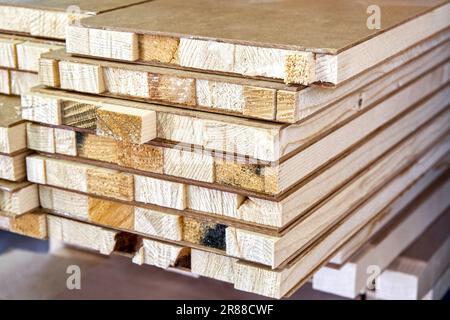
[69,0,449,84]
[0,0,152,39]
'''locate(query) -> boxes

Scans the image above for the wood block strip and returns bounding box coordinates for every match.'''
[21,93,61,125]
[87,167,134,201]
[187,185,244,217]
[103,67,150,98]
[0,38,20,69]
[163,147,214,183]
[196,79,245,112]
[148,73,196,106]
[10,71,38,95]
[26,122,55,153]
[54,128,77,156]
[95,104,156,144]
[61,100,98,129]
[0,184,39,215]
[26,155,47,184]
[59,61,105,94]
[182,217,226,250]
[0,152,27,181]
[134,174,186,210]
[117,141,163,173]
[88,28,139,61]
[134,207,182,241]
[39,58,60,87]
[138,34,179,63]
[242,86,276,120]
[132,239,189,269]
[0,69,11,95]
[10,211,47,239]
[47,215,118,255]
[77,132,119,163]
[191,249,237,283]
[39,185,89,220]
[16,41,62,72]
[88,197,134,230]
[45,157,91,192]
[0,122,26,154]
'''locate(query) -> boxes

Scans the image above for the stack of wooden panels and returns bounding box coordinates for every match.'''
[0,0,155,237]
[5,0,450,299]
[0,96,42,239]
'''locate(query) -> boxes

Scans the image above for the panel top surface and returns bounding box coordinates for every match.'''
[78,0,447,53]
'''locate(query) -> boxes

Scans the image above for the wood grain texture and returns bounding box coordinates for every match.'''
[87,167,134,201]
[313,179,450,298]
[0,152,27,181]
[191,249,237,284]
[59,61,105,94]
[375,210,450,300]
[0,38,20,69]
[134,174,186,210]
[0,183,39,215]
[47,215,118,255]
[21,93,62,125]
[227,126,450,268]
[16,41,62,72]
[0,122,26,154]
[26,122,55,153]
[132,239,189,269]
[95,104,156,144]
[10,71,38,95]
[134,206,182,241]
[0,69,11,94]
[54,128,77,156]
[233,145,450,298]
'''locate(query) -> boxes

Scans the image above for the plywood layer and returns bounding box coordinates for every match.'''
[67,0,449,84]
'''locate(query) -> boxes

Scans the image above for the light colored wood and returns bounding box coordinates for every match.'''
[233,146,450,299]
[26,155,47,184]
[26,87,282,162]
[132,239,189,269]
[88,197,134,230]
[47,215,118,255]
[134,207,182,241]
[95,104,156,144]
[163,147,214,183]
[16,41,62,72]
[39,185,90,221]
[0,183,39,215]
[375,211,450,300]
[0,211,47,239]
[0,38,20,69]
[70,0,449,84]
[103,67,149,98]
[330,158,446,265]
[227,117,450,268]
[191,249,237,284]
[10,71,38,95]
[45,156,91,192]
[0,69,11,94]
[86,167,134,201]
[26,122,55,153]
[134,174,186,210]
[54,128,77,156]
[39,58,60,87]
[0,122,26,154]
[21,93,62,125]
[0,152,27,181]
[187,185,244,217]
[313,181,450,298]
[59,61,105,94]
